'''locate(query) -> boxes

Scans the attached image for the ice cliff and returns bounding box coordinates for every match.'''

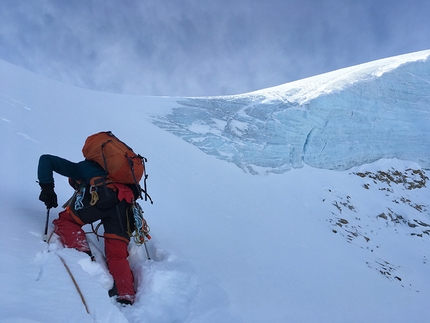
[153,50,430,174]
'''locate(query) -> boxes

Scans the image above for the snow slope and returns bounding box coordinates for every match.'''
[1,50,430,323]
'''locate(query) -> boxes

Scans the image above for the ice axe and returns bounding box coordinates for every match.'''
[43,208,50,242]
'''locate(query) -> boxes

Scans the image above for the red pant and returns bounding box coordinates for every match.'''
[53,210,135,302]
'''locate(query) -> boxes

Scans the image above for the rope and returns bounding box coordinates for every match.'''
[46,230,55,244]
[58,255,90,314]
[44,227,90,315]
[130,202,151,246]
[88,222,104,241]
[74,187,85,210]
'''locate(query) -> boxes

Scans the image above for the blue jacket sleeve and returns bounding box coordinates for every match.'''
[37,154,106,185]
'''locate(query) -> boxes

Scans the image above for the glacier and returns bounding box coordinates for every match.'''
[153,50,430,174]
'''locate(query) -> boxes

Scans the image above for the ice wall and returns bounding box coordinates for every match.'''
[153,52,430,174]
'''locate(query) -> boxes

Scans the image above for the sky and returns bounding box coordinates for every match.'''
[1,0,430,97]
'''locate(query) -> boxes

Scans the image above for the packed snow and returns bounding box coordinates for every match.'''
[1,50,430,323]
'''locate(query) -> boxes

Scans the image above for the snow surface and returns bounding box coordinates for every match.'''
[1,50,430,323]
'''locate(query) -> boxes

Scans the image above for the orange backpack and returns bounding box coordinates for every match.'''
[82,131,145,185]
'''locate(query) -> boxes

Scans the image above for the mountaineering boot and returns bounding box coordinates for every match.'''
[114,294,134,305]
[108,283,134,305]
[84,250,96,262]
[108,283,118,298]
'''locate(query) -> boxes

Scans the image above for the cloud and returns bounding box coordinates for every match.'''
[1,0,430,96]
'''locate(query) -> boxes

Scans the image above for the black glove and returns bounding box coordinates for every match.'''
[39,183,58,209]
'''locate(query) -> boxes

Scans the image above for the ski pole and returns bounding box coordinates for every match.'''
[43,208,50,242]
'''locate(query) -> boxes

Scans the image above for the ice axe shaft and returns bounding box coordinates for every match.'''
[43,208,50,242]
[143,240,151,260]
